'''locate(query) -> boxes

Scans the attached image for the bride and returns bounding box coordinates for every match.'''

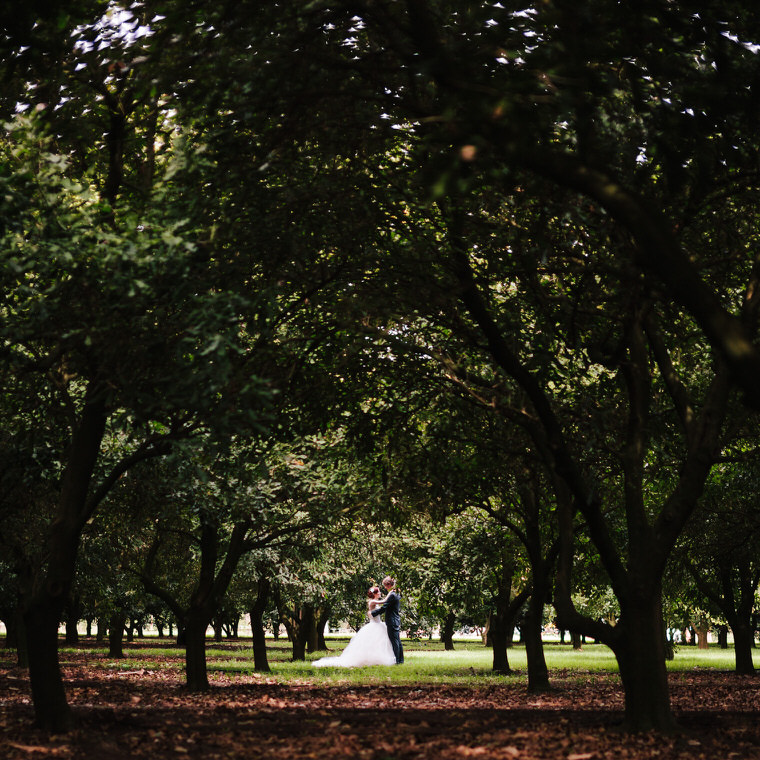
[312,586,396,668]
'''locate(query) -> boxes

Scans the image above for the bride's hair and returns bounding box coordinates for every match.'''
[367,586,380,598]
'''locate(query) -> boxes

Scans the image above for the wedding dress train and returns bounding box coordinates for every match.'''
[312,612,396,668]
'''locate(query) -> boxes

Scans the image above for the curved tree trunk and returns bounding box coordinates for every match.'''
[22,390,107,732]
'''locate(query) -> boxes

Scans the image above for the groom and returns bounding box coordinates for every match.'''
[371,576,404,664]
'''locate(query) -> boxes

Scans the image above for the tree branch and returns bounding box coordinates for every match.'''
[521,152,760,405]
[643,311,694,433]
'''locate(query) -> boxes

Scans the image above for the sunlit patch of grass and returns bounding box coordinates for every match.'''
[665,646,756,671]
[541,644,619,672]
[35,635,760,685]
[243,640,758,685]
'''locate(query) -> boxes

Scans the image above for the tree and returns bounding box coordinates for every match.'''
[0,107,282,726]
[131,438,334,689]
[482,462,559,692]
[680,461,760,674]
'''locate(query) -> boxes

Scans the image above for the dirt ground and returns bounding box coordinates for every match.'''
[1,659,759,759]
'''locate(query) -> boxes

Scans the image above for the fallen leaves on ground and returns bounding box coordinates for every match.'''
[1,655,759,759]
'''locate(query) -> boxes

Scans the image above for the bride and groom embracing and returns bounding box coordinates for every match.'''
[313,576,404,668]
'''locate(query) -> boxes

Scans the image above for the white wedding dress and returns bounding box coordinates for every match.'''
[312,608,396,668]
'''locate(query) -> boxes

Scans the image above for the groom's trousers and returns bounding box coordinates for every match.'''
[387,626,404,664]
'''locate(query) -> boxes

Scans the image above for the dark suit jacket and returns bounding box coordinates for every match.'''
[371,589,401,630]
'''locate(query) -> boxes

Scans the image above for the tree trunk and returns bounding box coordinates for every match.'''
[490,612,511,673]
[571,631,582,650]
[490,573,529,674]
[731,622,755,675]
[305,604,320,654]
[64,620,78,645]
[289,627,307,660]
[316,606,330,651]
[184,616,210,692]
[440,612,456,651]
[695,624,710,649]
[23,598,72,731]
[613,594,674,732]
[524,586,550,693]
[64,598,80,645]
[280,604,312,661]
[22,390,107,731]
[250,578,271,672]
[108,612,127,658]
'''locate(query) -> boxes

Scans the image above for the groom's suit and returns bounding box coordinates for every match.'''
[371,589,404,664]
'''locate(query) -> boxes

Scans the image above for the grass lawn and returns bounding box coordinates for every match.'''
[55,635,758,685]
